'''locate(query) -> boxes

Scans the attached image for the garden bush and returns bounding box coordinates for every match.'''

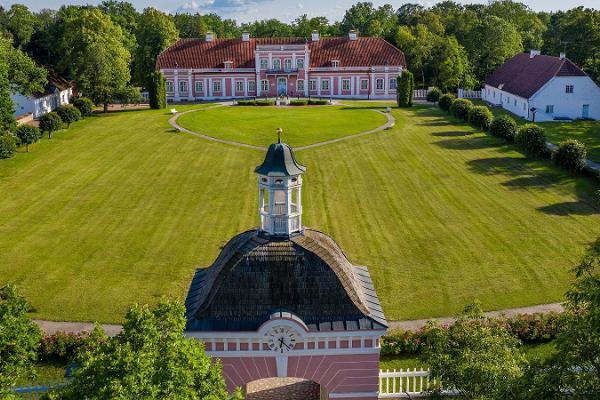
[73,97,94,117]
[397,70,414,107]
[426,87,442,103]
[290,100,308,106]
[449,98,473,121]
[468,105,493,130]
[56,105,81,128]
[515,124,548,157]
[15,124,41,152]
[551,139,587,172]
[255,100,275,106]
[0,132,17,159]
[39,112,63,139]
[308,99,328,105]
[438,93,455,113]
[489,115,518,142]
[237,100,256,106]
[38,332,87,362]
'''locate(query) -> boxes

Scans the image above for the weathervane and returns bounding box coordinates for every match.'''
[277,128,283,143]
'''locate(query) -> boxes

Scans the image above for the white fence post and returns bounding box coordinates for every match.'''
[378,368,459,398]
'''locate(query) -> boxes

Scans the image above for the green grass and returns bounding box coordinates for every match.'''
[473,100,600,163]
[176,105,387,147]
[0,103,599,323]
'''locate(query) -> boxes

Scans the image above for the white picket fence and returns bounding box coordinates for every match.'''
[13,379,67,399]
[379,368,458,398]
[458,89,482,99]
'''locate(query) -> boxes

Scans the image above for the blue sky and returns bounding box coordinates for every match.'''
[1,0,597,23]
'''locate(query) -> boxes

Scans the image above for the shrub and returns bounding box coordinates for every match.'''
[438,93,455,112]
[0,132,17,159]
[148,72,167,109]
[15,124,41,152]
[237,100,256,106]
[468,105,493,130]
[56,105,81,128]
[552,139,587,172]
[73,97,94,117]
[39,112,63,139]
[38,332,88,362]
[426,87,442,103]
[450,98,473,121]
[308,99,328,105]
[255,100,275,106]
[489,116,518,142]
[290,100,308,106]
[515,124,548,157]
[397,70,414,107]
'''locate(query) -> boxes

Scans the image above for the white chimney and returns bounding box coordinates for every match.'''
[205,31,214,42]
[311,30,320,41]
[242,31,250,42]
[530,49,541,58]
[560,52,566,59]
[349,30,358,41]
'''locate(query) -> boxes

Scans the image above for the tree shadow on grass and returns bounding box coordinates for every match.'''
[433,136,498,150]
[431,131,470,137]
[537,201,599,216]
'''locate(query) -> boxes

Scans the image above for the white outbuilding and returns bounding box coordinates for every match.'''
[11,72,73,120]
[482,51,600,122]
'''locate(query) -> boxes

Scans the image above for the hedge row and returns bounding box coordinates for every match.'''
[437,96,588,173]
[237,99,276,106]
[381,312,565,356]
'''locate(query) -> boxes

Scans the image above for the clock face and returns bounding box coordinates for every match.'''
[265,326,297,353]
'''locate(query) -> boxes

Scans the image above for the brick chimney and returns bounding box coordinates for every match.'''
[560,52,566,59]
[529,49,541,58]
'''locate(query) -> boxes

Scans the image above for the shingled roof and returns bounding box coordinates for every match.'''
[485,52,587,99]
[156,37,406,70]
[185,228,387,332]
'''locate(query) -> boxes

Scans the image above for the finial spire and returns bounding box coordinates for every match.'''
[277,128,282,143]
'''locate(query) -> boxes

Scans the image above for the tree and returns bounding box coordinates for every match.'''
[435,36,477,92]
[135,8,178,87]
[515,124,547,157]
[489,115,518,142]
[395,24,437,88]
[485,0,547,50]
[0,133,17,159]
[292,15,331,39]
[15,124,41,152]
[72,97,94,117]
[242,19,293,38]
[423,303,526,399]
[148,72,166,109]
[39,112,62,139]
[552,139,587,172]
[5,4,39,49]
[55,105,81,128]
[0,285,42,399]
[341,2,397,40]
[61,9,133,112]
[397,71,414,107]
[51,300,231,400]
[98,1,139,56]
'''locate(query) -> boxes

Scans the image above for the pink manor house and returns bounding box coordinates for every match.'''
[156,30,407,101]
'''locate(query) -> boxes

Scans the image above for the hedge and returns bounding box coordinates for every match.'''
[489,116,518,142]
[449,98,473,121]
[426,87,442,103]
[515,124,548,157]
[308,99,328,105]
[255,100,275,106]
[468,105,493,130]
[552,139,587,172]
[290,100,308,106]
[438,94,455,112]
[237,100,256,106]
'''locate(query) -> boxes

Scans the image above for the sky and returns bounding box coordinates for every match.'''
[0,0,598,23]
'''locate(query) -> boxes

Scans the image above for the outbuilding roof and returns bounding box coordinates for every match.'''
[485,52,587,99]
[156,37,406,70]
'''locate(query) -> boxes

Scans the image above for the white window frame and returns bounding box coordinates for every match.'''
[213,80,221,93]
[235,80,244,92]
[284,59,292,70]
[195,81,203,93]
[179,81,188,93]
[309,80,317,91]
[331,60,339,69]
[296,58,304,69]
[566,85,574,94]
[360,79,369,90]
[224,61,233,70]
[297,79,305,91]
[248,80,256,92]
[389,79,397,90]
[261,80,269,92]
[166,81,174,93]
[546,105,554,114]
[260,59,268,70]
[273,59,281,70]
[342,79,350,91]
[376,78,384,90]
[321,79,330,91]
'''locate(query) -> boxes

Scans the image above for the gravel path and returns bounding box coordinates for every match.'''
[168,105,395,152]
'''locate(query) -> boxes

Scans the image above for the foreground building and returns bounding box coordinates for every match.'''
[11,72,72,119]
[482,51,600,121]
[184,135,387,399]
[156,30,406,101]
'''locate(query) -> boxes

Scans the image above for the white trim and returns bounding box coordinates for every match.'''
[204,347,381,358]
[329,392,378,398]
[276,356,287,377]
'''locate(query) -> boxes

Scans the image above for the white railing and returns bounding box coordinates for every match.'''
[13,379,67,399]
[458,89,482,99]
[379,369,458,398]
[414,89,429,99]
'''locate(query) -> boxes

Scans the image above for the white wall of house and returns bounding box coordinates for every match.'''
[530,76,600,122]
[11,88,72,119]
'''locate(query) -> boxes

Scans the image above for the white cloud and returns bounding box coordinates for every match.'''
[297,3,303,9]
[175,0,274,14]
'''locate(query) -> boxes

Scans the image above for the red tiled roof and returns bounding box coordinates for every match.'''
[156,37,406,70]
[485,53,587,99]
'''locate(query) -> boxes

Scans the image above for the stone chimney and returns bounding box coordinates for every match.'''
[242,31,250,42]
[349,30,358,41]
[529,49,541,58]
[560,52,566,59]
[311,30,320,41]
[205,31,214,42]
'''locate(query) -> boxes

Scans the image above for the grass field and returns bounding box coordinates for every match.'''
[0,103,599,323]
[176,105,387,147]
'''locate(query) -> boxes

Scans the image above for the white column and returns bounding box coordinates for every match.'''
[292,53,296,69]
[338,76,342,96]
[330,77,334,97]
[174,70,180,101]
[384,73,389,97]
[268,52,273,69]
[350,76,354,97]
[222,77,226,97]
[188,70,193,101]
[209,78,213,97]
[370,73,375,96]
[204,78,208,98]
[317,77,321,96]
[244,77,248,97]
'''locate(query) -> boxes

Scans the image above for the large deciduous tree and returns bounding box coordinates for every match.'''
[61,9,132,112]
[341,1,397,40]
[4,4,39,49]
[50,300,231,400]
[134,8,178,87]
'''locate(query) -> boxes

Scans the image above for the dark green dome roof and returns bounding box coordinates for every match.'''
[255,141,306,177]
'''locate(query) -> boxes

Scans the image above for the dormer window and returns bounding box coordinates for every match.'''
[224,61,233,70]
[331,60,340,69]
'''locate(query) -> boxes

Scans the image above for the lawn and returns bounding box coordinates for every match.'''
[0,102,599,323]
[473,100,600,163]
[176,105,388,147]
